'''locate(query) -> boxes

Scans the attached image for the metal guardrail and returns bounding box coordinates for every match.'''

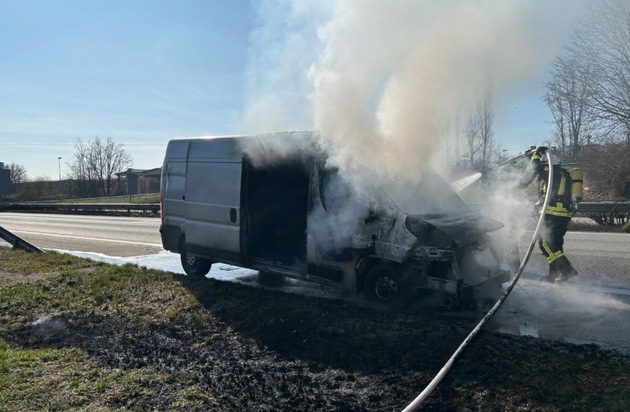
[465,201,630,214]
[576,202,630,213]
[574,202,630,226]
[0,202,160,214]
[0,226,43,252]
[0,201,628,216]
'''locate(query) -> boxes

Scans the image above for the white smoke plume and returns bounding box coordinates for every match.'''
[246,0,584,190]
[243,1,586,254]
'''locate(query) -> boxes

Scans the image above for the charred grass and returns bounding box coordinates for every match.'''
[0,249,629,411]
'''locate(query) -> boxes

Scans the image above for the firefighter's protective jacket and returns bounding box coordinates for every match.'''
[521,152,574,218]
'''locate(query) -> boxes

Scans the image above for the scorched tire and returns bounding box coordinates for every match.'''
[364,263,404,306]
[180,248,212,277]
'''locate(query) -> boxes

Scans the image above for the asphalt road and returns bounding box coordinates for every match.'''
[1,212,629,352]
[2,212,629,277]
[0,212,163,257]
[491,230,630,353]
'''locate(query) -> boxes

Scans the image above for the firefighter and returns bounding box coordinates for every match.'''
[521,146,579,283]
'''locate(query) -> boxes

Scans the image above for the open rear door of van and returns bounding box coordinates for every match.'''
[241,157,309,275]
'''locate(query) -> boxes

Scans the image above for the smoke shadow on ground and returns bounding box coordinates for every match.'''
[172,275,476,373]
[0,272,479,375]
[0,274,479,410]
[3,272,629,411]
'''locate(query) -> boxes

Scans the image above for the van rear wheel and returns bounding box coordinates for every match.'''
[180,248,212,276]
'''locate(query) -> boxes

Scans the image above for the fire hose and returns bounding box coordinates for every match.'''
[401,151,554,411]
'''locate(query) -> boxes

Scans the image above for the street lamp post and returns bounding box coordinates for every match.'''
[57,157,62,181]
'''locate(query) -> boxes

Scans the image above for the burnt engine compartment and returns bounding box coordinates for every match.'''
[403,213,509,304]
[405,213,504,249]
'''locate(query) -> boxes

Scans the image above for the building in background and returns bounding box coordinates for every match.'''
[0,163,12,196]
[116,168,161,195]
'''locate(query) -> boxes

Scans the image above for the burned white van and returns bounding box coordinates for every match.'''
[160,132,509,308]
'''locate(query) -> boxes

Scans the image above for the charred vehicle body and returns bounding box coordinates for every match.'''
[159,133,510,308]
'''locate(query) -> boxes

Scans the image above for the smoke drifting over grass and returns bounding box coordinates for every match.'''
[245,0,583,189]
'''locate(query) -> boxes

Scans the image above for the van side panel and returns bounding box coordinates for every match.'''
[183,139,243,256]
[184,161,242,253]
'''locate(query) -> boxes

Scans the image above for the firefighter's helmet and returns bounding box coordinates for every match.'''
[525,146,560,165]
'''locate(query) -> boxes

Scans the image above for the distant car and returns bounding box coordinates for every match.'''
[159,132,509,308]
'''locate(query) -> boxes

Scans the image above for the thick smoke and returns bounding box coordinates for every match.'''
[246,0,582,188]
[244,1,583,252]
[485,158,538,271]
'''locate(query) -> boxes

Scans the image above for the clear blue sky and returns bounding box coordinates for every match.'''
[1,0,252,179]
[1,0,559,180]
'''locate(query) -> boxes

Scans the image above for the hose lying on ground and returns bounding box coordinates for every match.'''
[401,151,554,412]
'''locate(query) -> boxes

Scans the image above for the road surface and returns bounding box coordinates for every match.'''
[1,212,630,352]
[0,213,163,256]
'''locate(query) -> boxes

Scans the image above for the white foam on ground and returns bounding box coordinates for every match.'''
[51,248,353,302]
[54,248,257,281]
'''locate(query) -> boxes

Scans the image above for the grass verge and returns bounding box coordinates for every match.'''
[0,250,217,411]
[0,248,629,411]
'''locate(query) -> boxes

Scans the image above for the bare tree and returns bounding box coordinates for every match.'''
[581,141,630,200]
[70,139,97,197]
[101,137,132,196]
[463,114,481,169]
[461,87,495,170]
[7,163,28,185]
[69,137,133,198]
[570,0,630,142]
[442,104,463,168]
[476,87,495,169]
[544,55,599,162]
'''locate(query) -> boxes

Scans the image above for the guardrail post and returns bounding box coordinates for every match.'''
[0,226,43,253]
